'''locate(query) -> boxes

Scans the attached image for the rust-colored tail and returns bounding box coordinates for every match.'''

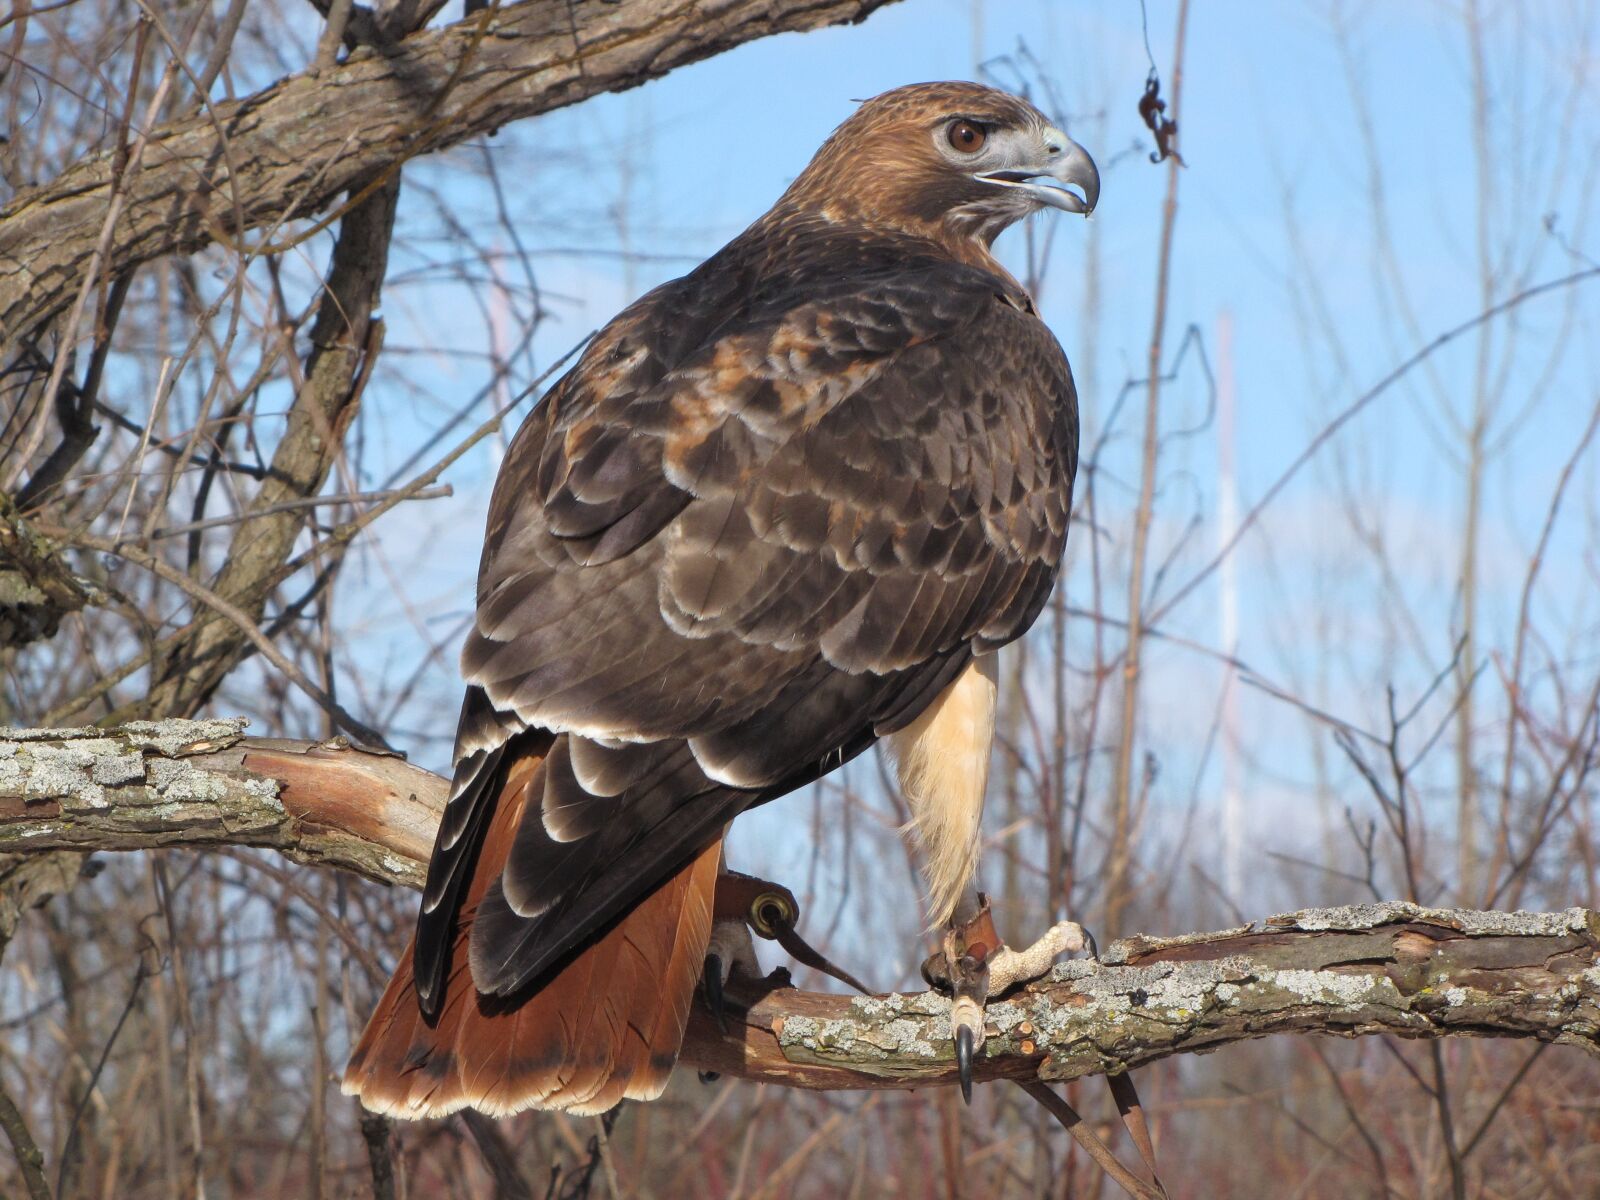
[342,751,721,1118]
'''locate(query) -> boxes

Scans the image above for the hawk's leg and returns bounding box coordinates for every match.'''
[703,869,872,1031]
[703,915,761,1034]
[702,870,776,1033]
[886,655,1100,1099]
[923,891,1096,1102]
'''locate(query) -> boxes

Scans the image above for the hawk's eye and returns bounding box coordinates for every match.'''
[947,120,987,154]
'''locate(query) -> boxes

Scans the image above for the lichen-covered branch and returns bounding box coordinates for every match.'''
[3,721,1597,1093]
[684,904,1600,1090]
[0,719,443,888]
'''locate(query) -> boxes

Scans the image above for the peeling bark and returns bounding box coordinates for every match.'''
[2,721,1597,1094]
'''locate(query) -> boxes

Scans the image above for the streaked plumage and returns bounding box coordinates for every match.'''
[345,81,1092,1118]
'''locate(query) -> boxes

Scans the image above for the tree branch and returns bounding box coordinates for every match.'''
[0,495,102,650]
[0,720,442,888]
[0,0,902,349]
[3,721,1597,1094]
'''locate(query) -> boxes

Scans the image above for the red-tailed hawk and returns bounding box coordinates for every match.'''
[344,81,1098,1117]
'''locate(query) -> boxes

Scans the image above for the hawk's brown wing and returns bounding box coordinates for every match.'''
[415,237,1078,1013]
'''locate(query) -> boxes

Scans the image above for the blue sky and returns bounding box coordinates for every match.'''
[313,0,1600,933]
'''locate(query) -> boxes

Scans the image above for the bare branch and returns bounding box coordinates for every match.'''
[0,1072,49,1200]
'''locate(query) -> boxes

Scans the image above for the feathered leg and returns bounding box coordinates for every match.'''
[889,653,1093,1101]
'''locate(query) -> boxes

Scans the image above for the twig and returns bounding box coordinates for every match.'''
[2,8,197,491]
[1105,0,1190,931]
[1459,1043,1547,1160]
[591,1113,620,1200]
[141,485,452,541]
[746,1095,877,1200]
[258,334,591,599]
[1018,1082,1163,1200]
[1428,1041,1467,1200]
[37,325,579,729]
[0,1070,49,1200]
[1150,265,1600,631]
[56,947,156,1195]
[1308,1043,1392,1196]
[11,271,133,511]
[44,528,391,749]
[1484,397,1600,903]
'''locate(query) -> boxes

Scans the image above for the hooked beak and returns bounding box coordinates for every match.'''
[976,128,1099,216]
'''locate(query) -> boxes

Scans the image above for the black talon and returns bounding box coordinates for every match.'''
[1082,927,1100,963]
[954,1024,975,1104]
[704,953,728,1034]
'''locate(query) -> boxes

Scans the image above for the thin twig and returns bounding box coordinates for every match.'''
[0,1071,50,1200]
[1105,0,1191,932]
[141,485,452,541]
[56,948,156,1196]
[1017,1082,1165,1200]
[1428,1041,1467,1200]
[1460,1043,1547,1161]
[2,10,198,492]
[1150,265,1600,631]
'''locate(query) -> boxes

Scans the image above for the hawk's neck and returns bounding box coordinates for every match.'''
[748,204,1033,303]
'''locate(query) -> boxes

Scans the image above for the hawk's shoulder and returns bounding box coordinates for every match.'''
[488,223,1067,573]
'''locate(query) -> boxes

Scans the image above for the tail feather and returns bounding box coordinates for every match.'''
[582,863,718,1113]
[343,748,721,1118]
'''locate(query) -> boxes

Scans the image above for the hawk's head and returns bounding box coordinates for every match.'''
[781,81,1099,246]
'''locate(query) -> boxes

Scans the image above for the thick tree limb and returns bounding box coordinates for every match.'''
[0,0,901,349]
[0,720,442,888]
[690,905,1600,1091]
[2,720,1597,1093]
